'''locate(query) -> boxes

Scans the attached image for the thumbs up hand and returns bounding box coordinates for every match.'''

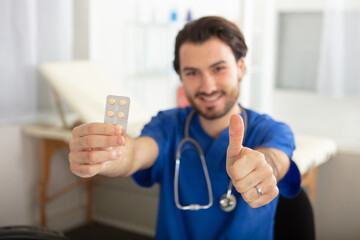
[226,114,279,208]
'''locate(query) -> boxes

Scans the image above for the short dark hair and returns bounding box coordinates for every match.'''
[173,16,248,73]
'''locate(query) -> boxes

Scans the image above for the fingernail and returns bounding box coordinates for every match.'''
[114,126,121,135]
[103,161,110,167]
[121,129,126,136]
[116,136,125,145]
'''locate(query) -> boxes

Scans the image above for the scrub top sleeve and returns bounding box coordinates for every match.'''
[260,122,295,159]
[259,121,301,198]
[277,160,301,198]
[132,112,169,188]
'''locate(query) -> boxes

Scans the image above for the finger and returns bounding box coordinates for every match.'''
[228,148,264,180]
[248,184,279,208]
[238,174,277,203]
[69,149,122,165]
[70,135,125,151]
[227,114,245,157]
[70,162,107,178]
[232,161,271,193]
[72,122,122,138]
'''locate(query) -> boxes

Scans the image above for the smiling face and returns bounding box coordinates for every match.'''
[179,37,245,120]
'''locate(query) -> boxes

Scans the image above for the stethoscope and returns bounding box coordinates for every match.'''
[174,105,248,212]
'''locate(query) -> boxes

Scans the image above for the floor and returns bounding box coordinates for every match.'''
[64,222,153,240]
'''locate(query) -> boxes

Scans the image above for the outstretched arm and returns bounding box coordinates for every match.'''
[69,122,158,178]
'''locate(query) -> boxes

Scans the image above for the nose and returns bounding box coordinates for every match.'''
[200,73,217,94]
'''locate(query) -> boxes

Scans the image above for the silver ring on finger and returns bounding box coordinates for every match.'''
[255,185,263,198]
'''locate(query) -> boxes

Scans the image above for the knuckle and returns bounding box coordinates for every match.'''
[69,139,79,151]
[68,152,74,163]
[69,163,79,176]
[85,136,94,148]
[69,140,74,150]
[273,186,279,197]
[242,191,251,202]
[229,164,240,180]
[228,166,236,179]
[249,202,260,208]
[234,181,245,194]
[87,165,98,177]
[268,163,274,172]
[268,187,279,201]
[87,151,97,164]
[265,164,273,176]
[271,175,277,185]
[88,123,95,134]
[86,167,94,176]
[255,151,265,161]
[72,127,78,137]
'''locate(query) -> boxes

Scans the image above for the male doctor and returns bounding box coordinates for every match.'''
[69,16,301,239]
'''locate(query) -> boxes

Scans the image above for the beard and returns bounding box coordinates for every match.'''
[186,87,239,120]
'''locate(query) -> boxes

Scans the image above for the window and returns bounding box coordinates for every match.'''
[275,12,323,90]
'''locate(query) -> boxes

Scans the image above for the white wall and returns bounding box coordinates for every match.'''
[0,124,86,231]
[80,0,243,116]
[316,152,360,240]
[272,90,360,153]
[93,177,158,236]
[0,125,39,226]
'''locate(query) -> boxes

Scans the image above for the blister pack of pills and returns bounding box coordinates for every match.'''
[104,95,130,133]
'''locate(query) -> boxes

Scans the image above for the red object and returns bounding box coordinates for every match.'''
[177,85,190,108]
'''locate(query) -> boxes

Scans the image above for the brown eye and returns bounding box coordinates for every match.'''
[186,71,197,76]
[214,66,224,72]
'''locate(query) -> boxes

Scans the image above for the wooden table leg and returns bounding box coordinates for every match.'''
[301,166,318,205]
[85,179,93,225]
[39,138,68,227]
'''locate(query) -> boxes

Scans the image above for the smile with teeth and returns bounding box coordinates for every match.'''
[198,92,223,102]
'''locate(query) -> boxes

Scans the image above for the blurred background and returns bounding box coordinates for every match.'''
[0,0,359,239]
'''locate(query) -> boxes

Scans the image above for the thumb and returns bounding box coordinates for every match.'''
[227,114,245,157]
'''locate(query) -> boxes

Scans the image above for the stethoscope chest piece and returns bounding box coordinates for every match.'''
[219,193,237,212]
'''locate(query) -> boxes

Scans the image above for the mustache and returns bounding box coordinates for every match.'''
[195,90,224,98]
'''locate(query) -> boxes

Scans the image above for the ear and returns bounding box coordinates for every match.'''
[237,57,245,82]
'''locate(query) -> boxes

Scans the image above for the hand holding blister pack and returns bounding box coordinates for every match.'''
[104,95,130,137]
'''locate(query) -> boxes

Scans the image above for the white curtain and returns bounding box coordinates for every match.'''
[0,0,73,123]
[317,0,360,96]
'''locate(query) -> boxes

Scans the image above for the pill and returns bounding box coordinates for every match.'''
[108,98,115,104]
[104,95,130,138]
[117,112,124,118]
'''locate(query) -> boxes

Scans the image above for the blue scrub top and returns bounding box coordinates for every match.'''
[133,106,301,240]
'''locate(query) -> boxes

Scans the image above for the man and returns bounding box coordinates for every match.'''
[69,16,301,239]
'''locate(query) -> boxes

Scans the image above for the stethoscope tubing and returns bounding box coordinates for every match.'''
[174,104,247,212]
[175,137,213,210]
